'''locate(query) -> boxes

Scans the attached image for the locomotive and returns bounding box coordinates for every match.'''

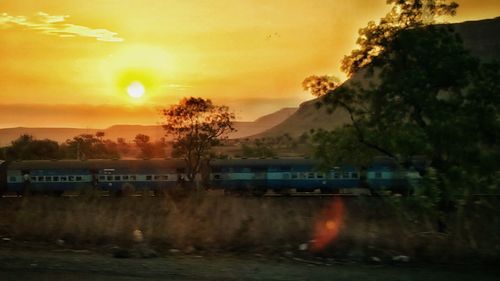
[0,157,422,196]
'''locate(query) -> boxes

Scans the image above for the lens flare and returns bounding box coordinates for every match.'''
[311,198,345,252]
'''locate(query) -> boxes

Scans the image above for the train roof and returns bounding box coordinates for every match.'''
[7,159,186,171]
[211,158,318,167]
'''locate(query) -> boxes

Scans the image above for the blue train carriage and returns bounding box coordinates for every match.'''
[6,160,95,196]
[91,159,185,195]
[367,157,423,195]
[5,159,186,196]
[209,158,361,195]
[210,158,269,195]
[265,159,360,194]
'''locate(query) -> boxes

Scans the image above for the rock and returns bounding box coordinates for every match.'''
[56,239,65,246]
[283,251,294,258]
[392,255,410,262]
[370,256,381,263]
[184,245,195,254]
[2,237,11,242]
[169,248,180,254]
[112,247,131,259]
[132,229,144,243]
[298,243,308,251]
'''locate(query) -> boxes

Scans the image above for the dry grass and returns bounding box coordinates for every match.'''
[1,193,498,263]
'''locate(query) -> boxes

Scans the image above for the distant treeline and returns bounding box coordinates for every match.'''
[0,132,169,160]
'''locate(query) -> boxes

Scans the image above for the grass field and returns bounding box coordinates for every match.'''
[0,192,498,263]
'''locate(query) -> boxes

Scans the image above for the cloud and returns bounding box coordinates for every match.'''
[0,12,123,42]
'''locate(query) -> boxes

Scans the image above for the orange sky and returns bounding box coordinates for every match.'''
[1,0,499,128]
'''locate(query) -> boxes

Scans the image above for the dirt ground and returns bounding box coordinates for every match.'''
[0,244,498,281]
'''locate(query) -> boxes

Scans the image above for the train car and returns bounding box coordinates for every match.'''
[91,159,185,195]
[210,158,361,195]
[5,159,186,195]
[367,157,422,195]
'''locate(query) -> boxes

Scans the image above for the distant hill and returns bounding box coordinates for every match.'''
[0,107,297,146]
[255,17,500,138]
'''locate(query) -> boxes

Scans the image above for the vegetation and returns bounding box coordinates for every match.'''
[162,97,235,182]
[305,0,499,200]
[0,133,169,161]
[2,194,498,262]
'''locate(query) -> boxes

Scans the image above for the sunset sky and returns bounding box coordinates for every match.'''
[1,0,499,128]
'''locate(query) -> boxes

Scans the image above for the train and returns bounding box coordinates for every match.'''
[0,157,423,196]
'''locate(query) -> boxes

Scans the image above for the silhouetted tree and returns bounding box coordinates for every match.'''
[65,134,118,159]
[134,134,154,158]
[162,97,235,182]
[4,134,59,160]
[308,0,499,199]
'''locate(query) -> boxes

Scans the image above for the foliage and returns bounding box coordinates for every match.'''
[308,0,499,201]
[341,0,459,76]
[302,75,340,97]
[241,143,276,158]
[312,128,378,168]
[134,134,153,158]
[65,133,120,159]
[3,134,59,160]
[162,97,235,181]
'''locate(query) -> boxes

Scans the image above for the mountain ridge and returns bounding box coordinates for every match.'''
[253,17,500,138]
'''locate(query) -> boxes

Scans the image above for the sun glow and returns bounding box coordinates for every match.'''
[127,81,145,99]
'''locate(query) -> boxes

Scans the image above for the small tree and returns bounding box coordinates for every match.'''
[162,97,235,182]
[134,134,153,158]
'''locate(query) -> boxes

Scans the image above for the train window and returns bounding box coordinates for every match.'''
[283,173,290,179]
[38,176,44,181]
[154,175,160,180]
[351,172,358,178]
[123,175,129,180]
[53,176,59,182]
[69,176,75,181]
[9,176,16,182]
[30,177,37,182]
[76,176,82,181]
[130,175,137,181]
[107,176,113,181]
[161,175,168,180]
[375,172,382,178]
[114,176,120,181]
[316,173,324,179]
[99,176,105,180]
[334,172,340,179]
[342,172,349,178]
[280,166,290,172]
[308,173,315,179]
[291,173,298,179]
[213,174,222,180]
[61,176,67,181]
[46,176,52,182]
[146,175,152,181]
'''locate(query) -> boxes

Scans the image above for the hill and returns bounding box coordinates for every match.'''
[255,17,500,138]
[0,107,297,146]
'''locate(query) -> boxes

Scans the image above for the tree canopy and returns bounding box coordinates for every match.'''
[307,0,499,197]
[162,97,235,182]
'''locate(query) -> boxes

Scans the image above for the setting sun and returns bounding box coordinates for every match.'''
[127,81,145,99]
